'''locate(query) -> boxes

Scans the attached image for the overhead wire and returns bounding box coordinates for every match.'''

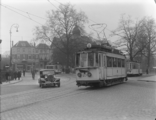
[51,0,113,40]
[1,0,113,40]
[0,3,44,25]
[47,0,59,10]
[1,3,47,20]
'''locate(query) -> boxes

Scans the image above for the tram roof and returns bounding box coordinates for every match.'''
[78,44,124,56]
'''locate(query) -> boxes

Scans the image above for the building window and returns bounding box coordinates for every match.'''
[17,48,20,52]
[23,48,25,52]
[25,54,28,59]
[17,55,20,59]
[20,54,23,59]
[15,55,17,59]
[33,55,36,59]
[29,55,31,59]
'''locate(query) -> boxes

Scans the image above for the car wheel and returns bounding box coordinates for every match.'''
[40,84,44,88]
[58,83,60,87]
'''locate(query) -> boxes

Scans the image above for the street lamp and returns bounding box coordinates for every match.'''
[10,24,19,69]
[0,39,2,84]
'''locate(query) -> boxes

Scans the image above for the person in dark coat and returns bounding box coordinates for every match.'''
[17,70,21,80]
[23,69,25,77]
[146,68,149,74]
[5,71,9,82]
[31,69,35,80]
[14,70,17,80]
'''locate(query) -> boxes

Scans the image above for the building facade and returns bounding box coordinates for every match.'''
[12,41,51,71]
[36,43,51,69]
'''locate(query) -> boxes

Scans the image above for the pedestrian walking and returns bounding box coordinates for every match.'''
[14,70,17,80]
[5,70,9,82]
[146,69,148,74]
[17,70,21,80]
[31,69,35,80]
[23,69,25,77]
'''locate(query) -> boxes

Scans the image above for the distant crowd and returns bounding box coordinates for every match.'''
[4,69,26,82]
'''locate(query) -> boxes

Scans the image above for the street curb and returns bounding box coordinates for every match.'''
[1,79,23,86]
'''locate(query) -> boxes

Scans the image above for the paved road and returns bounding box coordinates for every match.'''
[1,72,72,95]
[0,74,156,120]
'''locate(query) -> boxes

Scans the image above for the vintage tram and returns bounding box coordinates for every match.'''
[75,43,128,87]
[127,61,142,76]
[46,64,62,74]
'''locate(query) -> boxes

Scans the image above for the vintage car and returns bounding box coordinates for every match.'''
[38,69,60,88]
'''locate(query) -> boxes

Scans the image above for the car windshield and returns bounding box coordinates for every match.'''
[42,70,55,75]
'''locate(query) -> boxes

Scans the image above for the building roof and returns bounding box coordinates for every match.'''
[36,43,50,49]
[13,41,32,47]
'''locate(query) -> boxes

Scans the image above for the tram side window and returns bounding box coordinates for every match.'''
[113,58,117,67]
[133,63,137,69]
[76,53,80,67]
[107,56,112,67]
[95,53,98,66]
[133,63,135,69]
[99,54,102,67]
[88,53,94,67]
[121,59,125,67]
[118,58,121,67]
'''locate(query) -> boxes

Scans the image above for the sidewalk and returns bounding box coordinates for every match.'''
[1,73,75,86]
[1,78,23,85]
[137,73,156,82]
[141,72,156,77]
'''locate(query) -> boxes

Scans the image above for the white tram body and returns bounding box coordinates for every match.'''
[75,43,128,87]
[127,61,142,76]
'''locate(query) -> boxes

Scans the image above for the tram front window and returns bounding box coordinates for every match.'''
[76,53,96,67]
[88,52,94,67]
[76,53,80,67]
[80,53,87,67]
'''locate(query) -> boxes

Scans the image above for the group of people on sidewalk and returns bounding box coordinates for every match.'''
[5,69,26,82]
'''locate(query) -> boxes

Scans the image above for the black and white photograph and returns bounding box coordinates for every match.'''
[0,0,156,120]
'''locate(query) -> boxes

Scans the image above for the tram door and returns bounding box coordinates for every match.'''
[103,54,106,80]
[98,53,103,80]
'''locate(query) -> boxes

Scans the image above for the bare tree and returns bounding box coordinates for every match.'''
[141,17,156,71]
[112,15,144,61]
[34,3,88,69]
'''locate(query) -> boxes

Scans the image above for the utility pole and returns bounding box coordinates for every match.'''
[0,39,2,84]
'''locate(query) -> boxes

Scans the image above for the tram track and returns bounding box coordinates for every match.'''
[1,87,90,113]
[0,75,75,100]
[0,77,89,114]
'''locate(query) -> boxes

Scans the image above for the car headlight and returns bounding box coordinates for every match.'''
[77,73,81,78]
[45,76,48,79]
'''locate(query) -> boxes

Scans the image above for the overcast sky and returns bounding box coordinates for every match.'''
[0,0,156,54]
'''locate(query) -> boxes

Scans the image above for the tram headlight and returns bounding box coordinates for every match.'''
[77,73,82,78]
[87,43,92,48]
[87,72,92,77]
